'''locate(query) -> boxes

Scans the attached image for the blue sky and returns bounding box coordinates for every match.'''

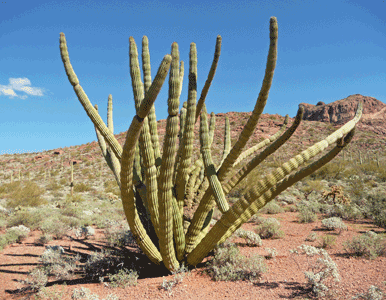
[1,0,385,154]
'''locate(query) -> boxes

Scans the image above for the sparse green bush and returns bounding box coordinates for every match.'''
[367,193,386,229]
[259,200,284,214]
[8,209,45,230]
[107,268,138,288]
[66,194,85,203]
[206,242,267,282]
[319,234,336,249]
[47,179,61,191]
[74,182,92,192]
[255,218,284,239]
[40,219,70,240]
[5,181,47,208]
[297,207,318,223]
[344,231,386,259]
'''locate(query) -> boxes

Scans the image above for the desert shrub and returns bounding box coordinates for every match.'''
[233,228,262,246]
[40,246,80,280]
[107,268,138,288]
[352,285,385,300]
[290,244,340,298]
[310,160,352,180]
[104,180,120,197]
[344,231,386,259]
[8,209,45,230]
[0,181,21,196]
[6,181,47,208]
[160,264,189,295]
[35,233,53,245]
[72,287,119,300]
[59,178,67,185]
[46,179,61,191]
[367,193,386,229]
[255,218,284,239]
[104,225,135,248]
[300,179,326,194]
[305,232,318,242]
[319,234,336,249]
[325,203,363,220]
[206,242,267,282]
[83,249,122,280]
[259,200,284,214]
[66,194,85,203]
[74,182,92,192]
[21,268,48,292]
[40,219,70,240]
[321,217,347,233]
[297,207,318,223]
[3,225,30,245]
[265,247,277,259]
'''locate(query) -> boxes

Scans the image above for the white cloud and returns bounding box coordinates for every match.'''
[0,78,44,99]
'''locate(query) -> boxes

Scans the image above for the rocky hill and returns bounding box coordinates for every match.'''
[300,94,386,125]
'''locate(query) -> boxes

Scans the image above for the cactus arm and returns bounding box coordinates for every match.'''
[120,54,172,265]
[130,37,161,232]
[200,105,229,213]
[208,111,216,148]
[216,17,278,182]
[59,32,123,160]
[175,43,197,213]
[223,108,303,194]
[232,114,289,168]
[142,36,162,167]
[157,42,182,271]
[185,17,278,251]
[195,35,222,122]
[178,61,184,98]
[94,104,108,159]
[187,103,362,265]
[173,102,187,185]
[106,95,122,188]
[218,116,231,169]
[189,127,356,266]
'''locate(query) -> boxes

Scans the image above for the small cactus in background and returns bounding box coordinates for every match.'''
[60,17,363,272]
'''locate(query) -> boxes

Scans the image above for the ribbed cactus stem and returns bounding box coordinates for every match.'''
[200,105,229,213]
[195,35,222,122]
[70,161,74,196]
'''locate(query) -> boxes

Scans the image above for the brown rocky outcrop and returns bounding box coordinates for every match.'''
[300,94,386,124]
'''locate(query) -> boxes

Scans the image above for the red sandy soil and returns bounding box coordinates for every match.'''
[1,212,385,300]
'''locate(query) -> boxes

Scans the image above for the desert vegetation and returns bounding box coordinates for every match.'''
[0,16,385,299]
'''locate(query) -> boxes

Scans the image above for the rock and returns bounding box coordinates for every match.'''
[300,94,386,124]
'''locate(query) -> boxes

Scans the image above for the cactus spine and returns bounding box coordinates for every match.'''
[60,17,362,272]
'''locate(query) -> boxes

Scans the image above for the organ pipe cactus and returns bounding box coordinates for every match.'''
[59,17,363,272]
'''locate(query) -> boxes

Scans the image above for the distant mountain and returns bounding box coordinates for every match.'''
[300,94,386,125]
